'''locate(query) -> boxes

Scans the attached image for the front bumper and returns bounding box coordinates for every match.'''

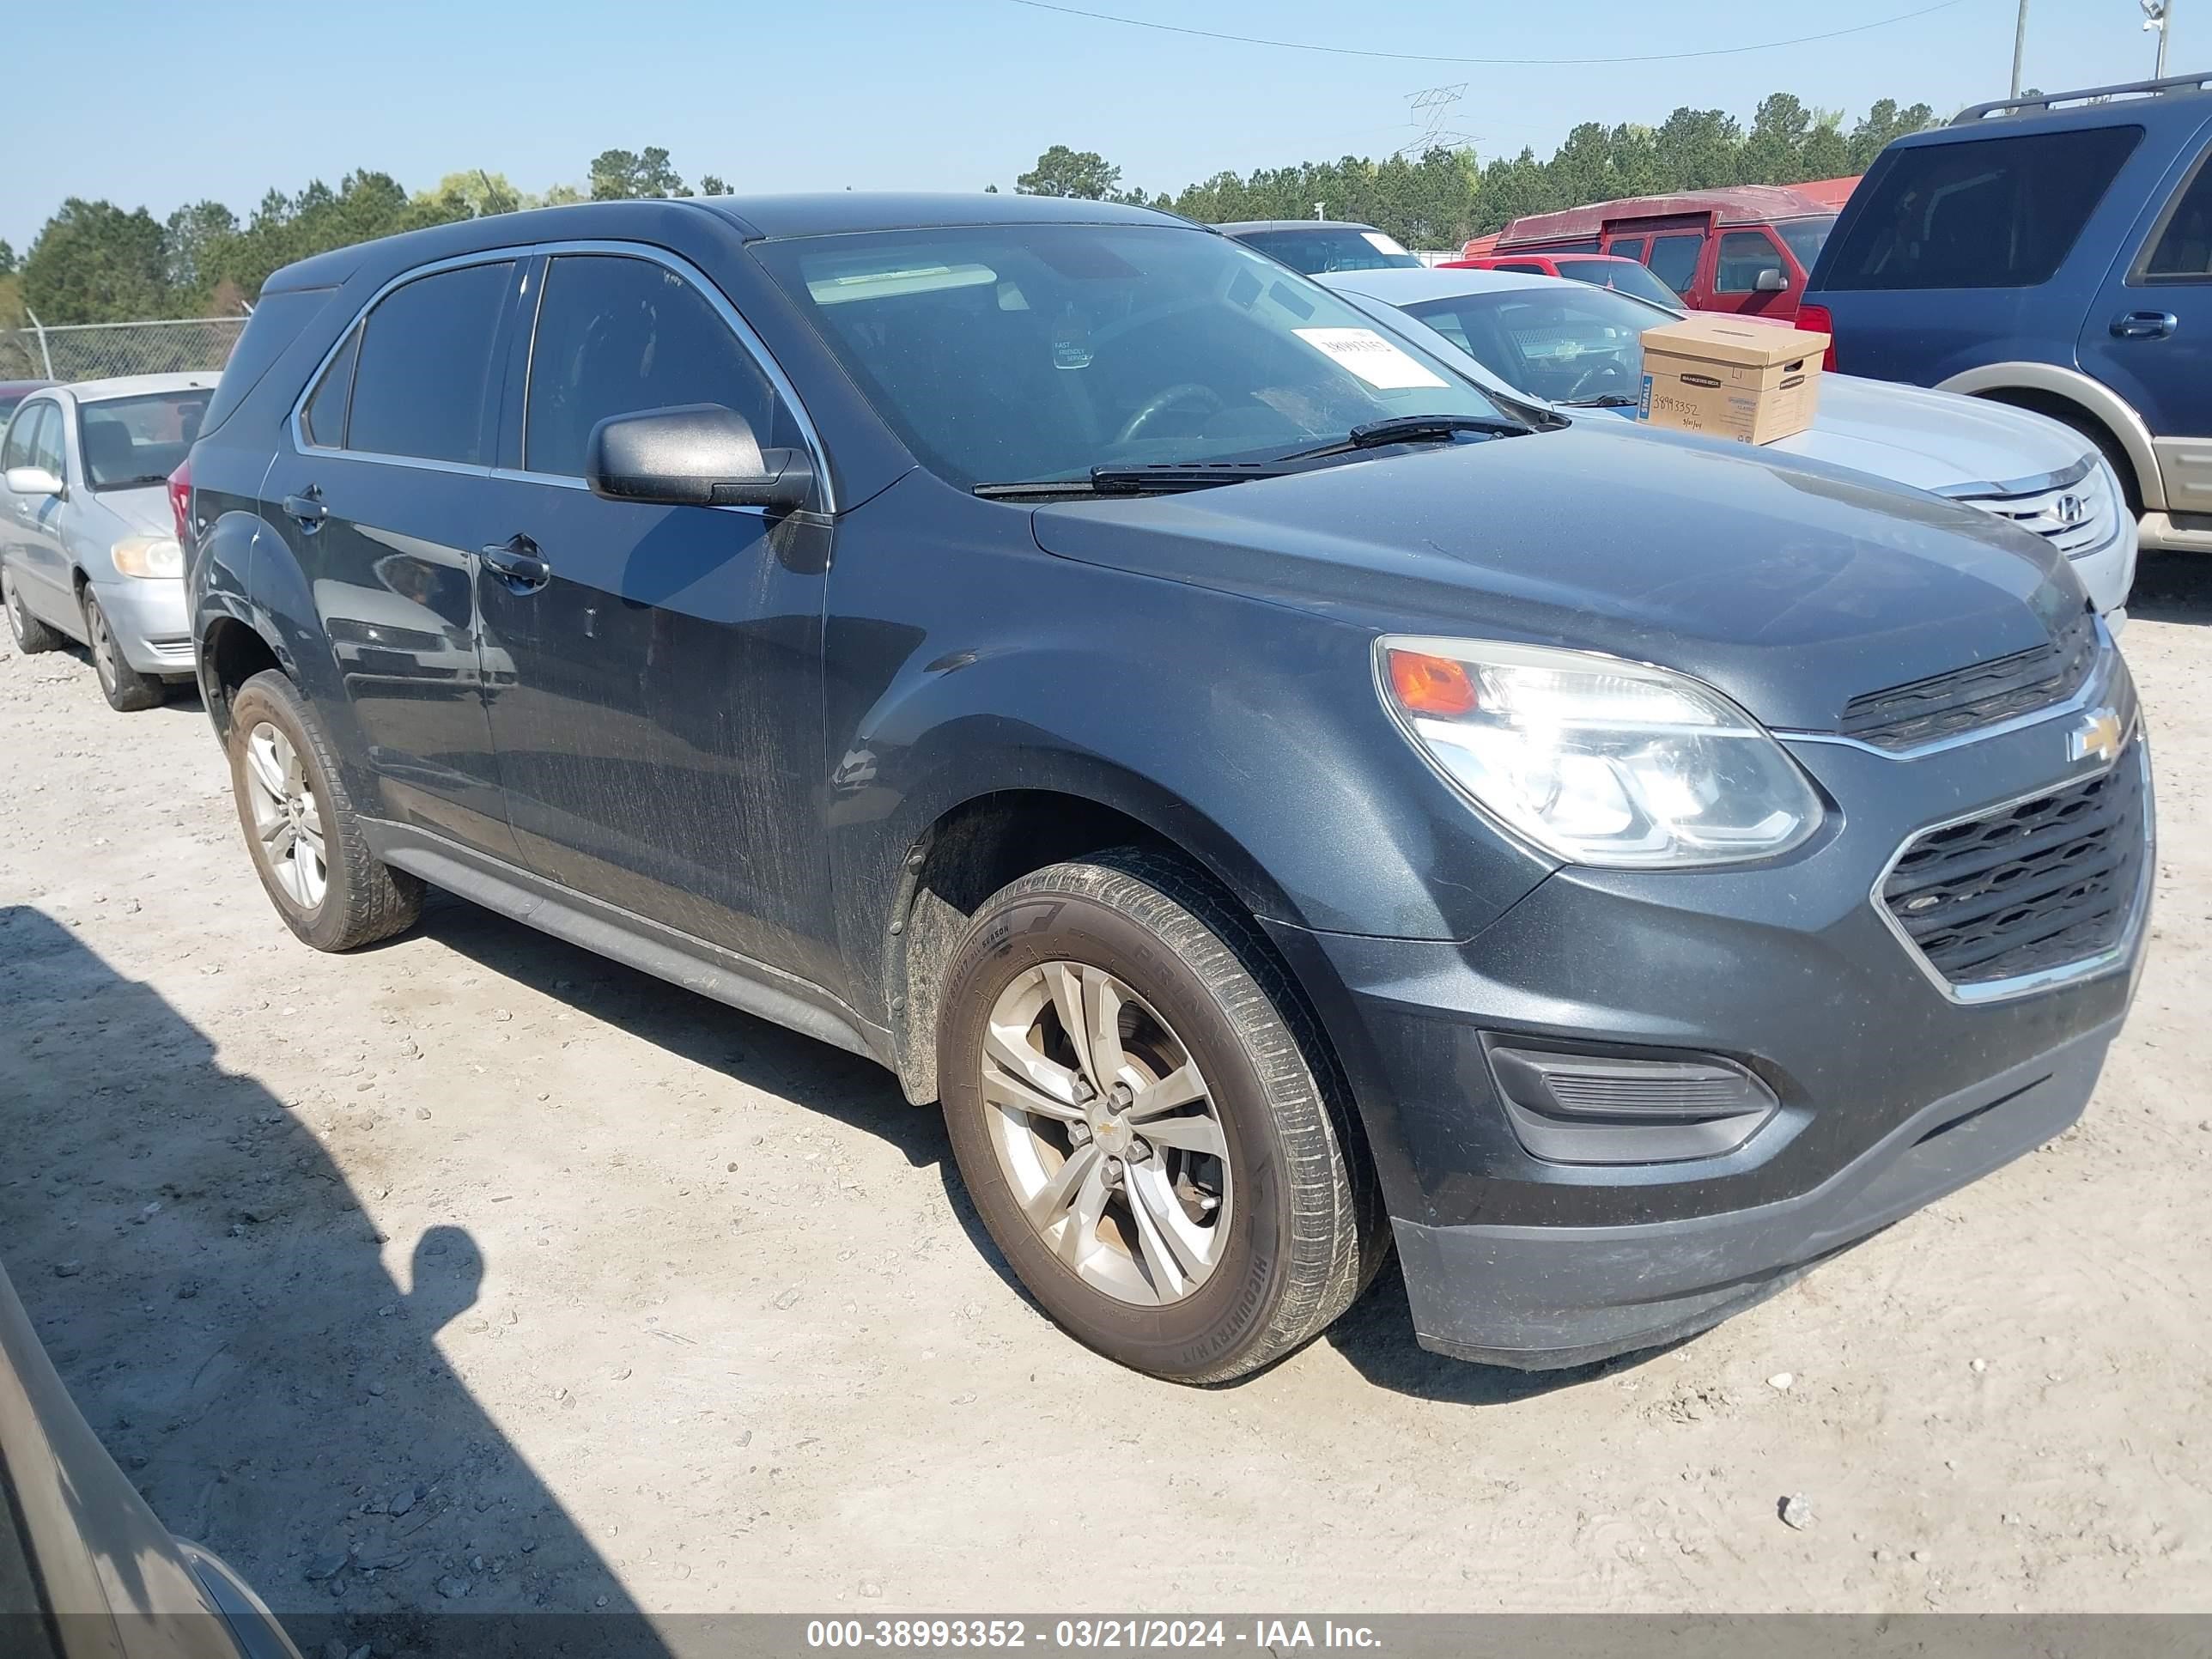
[1270,668,2151,1369]
[88,574,192,676]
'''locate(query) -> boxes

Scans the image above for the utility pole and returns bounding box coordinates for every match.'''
[2143,0,2173,76]
[2009,0,2029,97]
[1314,202,1326,221]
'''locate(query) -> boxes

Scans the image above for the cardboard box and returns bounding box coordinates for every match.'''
[1637,313,1829,445]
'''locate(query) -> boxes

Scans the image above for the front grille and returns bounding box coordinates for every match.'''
[1882,743,2146,988]
[1960,464,2120,559]
[1839,609,2099,751]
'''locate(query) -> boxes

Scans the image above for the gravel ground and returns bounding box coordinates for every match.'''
[2,557,2209,1629]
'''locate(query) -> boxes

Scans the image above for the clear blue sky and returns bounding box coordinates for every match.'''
[0,0,2182,253]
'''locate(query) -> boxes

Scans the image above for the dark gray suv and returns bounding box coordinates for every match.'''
[179,194,2150,1382]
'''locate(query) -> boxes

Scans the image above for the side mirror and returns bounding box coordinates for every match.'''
[1753,267,1790,293]
[585,404,812,513]
[5,466,64,500]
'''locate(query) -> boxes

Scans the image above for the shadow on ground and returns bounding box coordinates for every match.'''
[0,905,673,1657]
[419,896,1620,1409]
[2130,550,2212,625]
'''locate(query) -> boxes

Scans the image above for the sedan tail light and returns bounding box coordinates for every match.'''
[167,459,192,547]
[1796,303,1838,372]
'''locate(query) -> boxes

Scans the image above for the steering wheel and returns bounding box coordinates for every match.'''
[1115,383,1224,447]
[1562,359,1636,404]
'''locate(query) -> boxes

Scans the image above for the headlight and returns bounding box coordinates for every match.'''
[112,535,183,580]
[1376,635,1824,868]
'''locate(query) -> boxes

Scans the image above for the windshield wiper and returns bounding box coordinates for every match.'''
[974,461,1290,500]
[1272,412,1529,465]
[1558,393,1640,409]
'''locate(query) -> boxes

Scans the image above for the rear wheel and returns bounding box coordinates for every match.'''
[226,669,422,951]
[82,589,166,712]
[3,567,64,654]
[937,850,1382,1383]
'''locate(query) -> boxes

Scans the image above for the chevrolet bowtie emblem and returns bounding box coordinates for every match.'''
[2069,707,2124,767]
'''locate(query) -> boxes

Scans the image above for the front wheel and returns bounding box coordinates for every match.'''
[937,851,1382,1383]
[82,589,167,712]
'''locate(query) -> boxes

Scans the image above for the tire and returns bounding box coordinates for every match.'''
[226,669,423,951]
[81,588,167,712]
[3,566,65,654]
[937,848,1384,1384]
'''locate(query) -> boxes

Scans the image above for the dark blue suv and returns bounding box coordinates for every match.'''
[1803,72,2212,559]
[179,195,2148,1383]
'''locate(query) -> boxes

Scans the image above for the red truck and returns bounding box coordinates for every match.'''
[1477,180,1856,321]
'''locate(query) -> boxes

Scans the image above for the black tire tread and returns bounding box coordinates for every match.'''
[3,568,65,654]
[230,670,423,951]
[83,591,165,712]
[961,848,1385,1382]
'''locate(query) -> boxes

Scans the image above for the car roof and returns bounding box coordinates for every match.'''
[264,195,1194,294]
[1321,266,1556,302]
[47,372,222,405]
[1499,185,1837,246]
[1939,73,2212,137]
[1215,220,1385,235]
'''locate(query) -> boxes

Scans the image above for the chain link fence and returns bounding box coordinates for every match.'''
[0,315,247,383]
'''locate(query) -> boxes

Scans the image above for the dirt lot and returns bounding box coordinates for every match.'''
[3,560,2209,1632]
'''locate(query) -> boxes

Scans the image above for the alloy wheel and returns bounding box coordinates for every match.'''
[242,720,329,910]
[980,961,1232,1305]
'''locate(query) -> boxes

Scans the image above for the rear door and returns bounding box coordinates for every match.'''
[264,257,525,860]
[2075,118,2212,513]
[472,248,836,981]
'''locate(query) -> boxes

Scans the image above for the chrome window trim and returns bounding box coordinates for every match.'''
[1868,730,2152,1006]
[1778,615,2119,761]
[286,239,835,513]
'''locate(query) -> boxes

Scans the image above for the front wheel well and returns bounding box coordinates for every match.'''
[1970,386,2145,516]
[198,617,283,737]
[889,791,1326,1111]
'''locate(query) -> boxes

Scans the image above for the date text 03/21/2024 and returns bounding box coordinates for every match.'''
[804,1620,1384,1650]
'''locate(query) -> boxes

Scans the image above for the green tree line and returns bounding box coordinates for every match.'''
[6,147,732,326]
[1012,93,1937,249]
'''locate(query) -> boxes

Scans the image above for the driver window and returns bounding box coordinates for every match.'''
[525,255,793,478]
[3,403,49,471]
[27,405,64,480]
[1717,231,1786,294]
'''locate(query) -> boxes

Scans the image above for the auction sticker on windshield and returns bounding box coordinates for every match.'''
[1293,327,1449,390]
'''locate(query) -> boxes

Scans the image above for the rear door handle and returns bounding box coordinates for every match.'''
[283,488,326,530]
[2110,310,2178,339]
[480,534,550,592]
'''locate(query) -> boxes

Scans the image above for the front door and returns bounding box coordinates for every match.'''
[264,258,524,859]
[474,250,836,981]
[3,400,75,633]
[2075,122,2212,515]
[1711,228,1790,319]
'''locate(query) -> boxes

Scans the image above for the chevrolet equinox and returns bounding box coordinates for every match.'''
[180,196,2152,1382]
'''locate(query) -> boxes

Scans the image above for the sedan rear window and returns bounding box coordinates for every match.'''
[1819,127,2141,289]
[1230,227,1422,275]
[1554,258,1681,309]
[757,223,1509,490]
[79,391,211,489]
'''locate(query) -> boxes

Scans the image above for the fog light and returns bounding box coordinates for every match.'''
[1486,1041,1779,1165]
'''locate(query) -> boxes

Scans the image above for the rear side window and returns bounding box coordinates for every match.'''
[198,286,334,438]
[2142,154,2212,281]
[345,262,514,465]
[1820,126,2142,290]
[1494,261,1547,275]
[300,325,359,447]
[1608,236,1646,263]
[524,254,787,477]
[1647,233,1704,295]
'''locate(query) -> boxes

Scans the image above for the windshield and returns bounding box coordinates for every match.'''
[757,223,1511,489]
[1775,216,1838,273]
[1230,226,1422,275]
[1553,258,1683,309]
[78,390,210,489]
[1399,283,1676,406]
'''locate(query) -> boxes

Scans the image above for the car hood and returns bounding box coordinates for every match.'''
[84,483,174,539]
[1030,420,2087,733]
[1589,374,2088,495]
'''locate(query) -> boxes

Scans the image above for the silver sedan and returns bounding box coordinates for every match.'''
[2,372,216,710]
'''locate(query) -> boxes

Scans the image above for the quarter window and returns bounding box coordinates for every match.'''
[1820,126,2142,290]
[2142,153,2212,281]
[1646,233,1705,295]
[345,261,514,465]
[524,254,786,478]
[1716,230,1786,294]
[301,326,360,448]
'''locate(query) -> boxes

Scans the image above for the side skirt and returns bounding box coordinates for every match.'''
[362,819,896,1071]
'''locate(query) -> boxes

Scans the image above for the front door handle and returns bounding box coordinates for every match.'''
[283,488,327,530]
[480,534,551,592]
[2110,310,2178,339]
